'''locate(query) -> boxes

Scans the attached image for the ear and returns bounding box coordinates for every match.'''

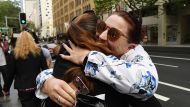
[128,43,136,50]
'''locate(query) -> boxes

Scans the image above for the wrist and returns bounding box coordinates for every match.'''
[80,50,90,65]
[42,76,55,93]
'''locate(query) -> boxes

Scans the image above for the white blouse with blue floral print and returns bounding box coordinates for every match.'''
[35,45,158,100]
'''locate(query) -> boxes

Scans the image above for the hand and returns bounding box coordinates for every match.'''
[2,90,10,96]
[60,41,90,65]
[42,76,76,107]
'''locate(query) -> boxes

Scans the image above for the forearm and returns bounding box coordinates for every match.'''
[84,51,158,99]
[35,68,53,99]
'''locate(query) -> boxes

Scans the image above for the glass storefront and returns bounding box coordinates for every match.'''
[143,25,158,44]
[166,25,177,43]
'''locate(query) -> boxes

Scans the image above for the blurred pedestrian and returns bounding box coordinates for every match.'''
[0,33,8,100]
[3,31,48,107]
[41,47,52,68]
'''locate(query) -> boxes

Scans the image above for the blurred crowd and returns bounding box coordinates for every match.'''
[0,31,60,105]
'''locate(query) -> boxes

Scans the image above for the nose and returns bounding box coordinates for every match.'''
[99,30,108,41]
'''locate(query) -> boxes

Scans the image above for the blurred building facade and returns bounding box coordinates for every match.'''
[20,0,190,45]
[112,0,190,46]
[52,0,95,35]
[40,0,53,38]
[24,0,40,29]
[20,0,53,38]
[142,0,190,46]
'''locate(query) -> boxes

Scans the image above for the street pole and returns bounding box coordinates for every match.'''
[21,0,26,13]
[5,16,8,27]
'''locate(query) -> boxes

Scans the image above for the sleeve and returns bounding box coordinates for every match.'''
[40,50,48,70]
[52,45,74,79]
[35,68,53,99]
[84,51,158,100]
[42,48,52,61]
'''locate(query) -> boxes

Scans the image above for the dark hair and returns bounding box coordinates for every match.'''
[83,10,95,15]
[112,10,144,44]
[63,13,111,92]
[67,23,110,53]
[96,20,107,34]
[72,13,98,40]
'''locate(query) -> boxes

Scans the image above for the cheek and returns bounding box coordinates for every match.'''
[107,41,119,53]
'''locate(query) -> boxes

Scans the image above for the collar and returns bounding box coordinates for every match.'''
[120,44,143,60]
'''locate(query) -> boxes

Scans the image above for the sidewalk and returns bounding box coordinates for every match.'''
[0,75,21,107]
[142,43,190,47]
[143,44,190,54]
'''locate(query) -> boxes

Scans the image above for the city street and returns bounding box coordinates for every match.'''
[148,48,190,107]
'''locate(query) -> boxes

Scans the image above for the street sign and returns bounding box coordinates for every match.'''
[0,27,9,33]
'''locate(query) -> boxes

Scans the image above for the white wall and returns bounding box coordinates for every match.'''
[25,0,36,25]
[142,16,158,25]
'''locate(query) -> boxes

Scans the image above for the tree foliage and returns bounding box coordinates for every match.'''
[95,0,157,24]
[0,0,20,27]
[94,0,121,14]
[164,0,190,15]
[27,21,37,32]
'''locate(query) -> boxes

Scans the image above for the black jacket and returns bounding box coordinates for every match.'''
[4,50,48,91]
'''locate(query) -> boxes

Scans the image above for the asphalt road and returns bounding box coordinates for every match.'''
[149,51,190,107]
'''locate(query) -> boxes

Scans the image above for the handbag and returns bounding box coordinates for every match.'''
[76,94,106,107]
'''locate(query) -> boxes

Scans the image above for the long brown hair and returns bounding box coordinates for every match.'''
[63,13,111,92]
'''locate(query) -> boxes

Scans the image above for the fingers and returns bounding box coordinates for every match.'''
[63,43,73,54]
[56,82,76,104]
[60,54,71,61]
[53,93,74,107]
[68,40,75,49]
[61,81,76,100]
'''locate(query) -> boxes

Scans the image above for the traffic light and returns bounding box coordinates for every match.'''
[19,13,26,24]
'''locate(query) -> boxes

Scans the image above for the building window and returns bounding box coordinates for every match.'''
[75,0,81,7]
[64,0,68,3]
[69,1,74,10]
[83,4,91,12]
[167,25,177,42]
[64,5,68,13]
[144,25,158,44]
[61,8,63,15]
[82,0,88,3]
[65,15,69,22]
[70,12,75,21]
[60,0,63,6]
[76,9,81,16]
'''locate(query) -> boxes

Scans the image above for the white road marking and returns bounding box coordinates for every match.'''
[154,63,179,68]
[159,81,190,92]
[154,93,170,101]
[150,55,190,61]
